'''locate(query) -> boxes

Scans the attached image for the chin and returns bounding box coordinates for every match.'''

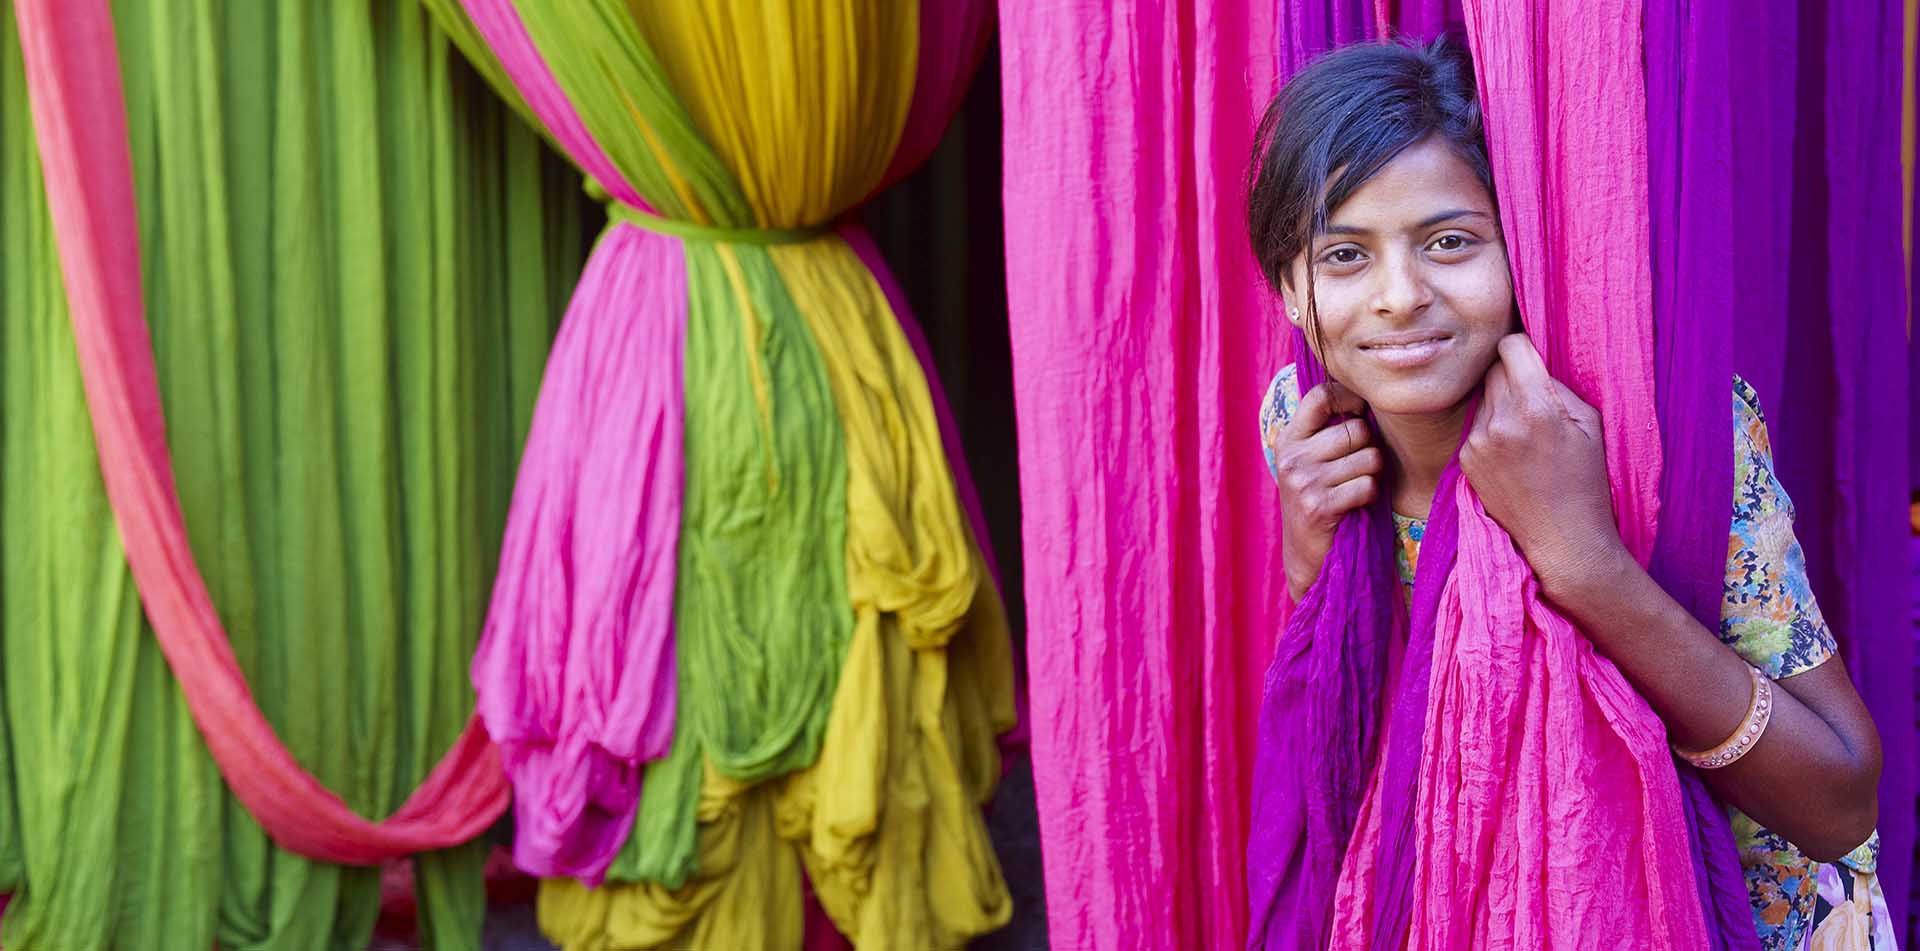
[1346,376,1477,418]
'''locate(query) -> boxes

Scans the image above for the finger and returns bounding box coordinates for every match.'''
[1547,377,1597,417]
[1323,474,1379,517]
[1287,383,1340,437]
[1468,364,1505,441]
[1319,445,1385,486]
[1298,416,1373,462]
[1495,333,1554,395]
[1322,380,1368,418]
[1481,361,1512,414]
[1548,377,1605,434]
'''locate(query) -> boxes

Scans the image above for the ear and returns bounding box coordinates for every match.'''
[1279,266,1302,325]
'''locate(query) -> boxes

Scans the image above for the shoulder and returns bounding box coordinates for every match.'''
[1259,363,1302,482]
[1721,374,1836,679]
[1260,363,1303,432]
[1730,375,1793,522]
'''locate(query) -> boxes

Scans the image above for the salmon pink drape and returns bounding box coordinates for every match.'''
[9,0,507,865]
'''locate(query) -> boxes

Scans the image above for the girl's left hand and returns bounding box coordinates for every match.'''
[1459,334,1626,600]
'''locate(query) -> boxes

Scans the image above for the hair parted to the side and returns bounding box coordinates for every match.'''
[1246,37,1494,341]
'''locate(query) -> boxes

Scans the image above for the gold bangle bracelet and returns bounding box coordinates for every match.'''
[1676,664,1773,770]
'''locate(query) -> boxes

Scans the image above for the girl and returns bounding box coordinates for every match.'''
[1249,39,1888,947]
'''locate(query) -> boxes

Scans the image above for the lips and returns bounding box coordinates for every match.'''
[1357,331,1453,369]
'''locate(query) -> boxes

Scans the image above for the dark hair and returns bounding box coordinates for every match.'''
[1247,38,1494,313]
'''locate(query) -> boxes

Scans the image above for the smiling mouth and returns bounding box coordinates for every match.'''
[1357,333,1454,368]
[1359,332,1454,351]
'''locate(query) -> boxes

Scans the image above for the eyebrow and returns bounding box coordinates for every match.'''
[1320,208,1495,236]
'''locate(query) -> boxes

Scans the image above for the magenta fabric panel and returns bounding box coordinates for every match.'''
[878,1,994,192]
[997,0,1283,946]
[471,223,687,881]
[457,0,685,882]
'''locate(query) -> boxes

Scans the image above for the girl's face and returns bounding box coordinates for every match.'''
[1284,136,1515,419]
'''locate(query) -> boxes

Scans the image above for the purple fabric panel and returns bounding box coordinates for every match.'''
[1643,0,1761,944]
[473,223,686,881]
[1391,0,1465,40]
[1245,488,1400,951]
[1818,1,1914,939]
[1363,464,1461,951]
[1728,0,1798,410]
[1277,0,1376,77]
[1243,9,1383,948]
[998,1,1283,947]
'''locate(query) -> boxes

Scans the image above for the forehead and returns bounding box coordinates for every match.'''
[1327,138,1493,227]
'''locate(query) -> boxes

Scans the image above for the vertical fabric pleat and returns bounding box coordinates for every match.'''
[424,1,1014,946]
[0,3,584,947]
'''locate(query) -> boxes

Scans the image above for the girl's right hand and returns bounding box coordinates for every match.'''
[1265,381,1382,601]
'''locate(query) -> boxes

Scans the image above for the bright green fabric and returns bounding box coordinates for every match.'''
[0,3,585,948]
[422,0,857,889]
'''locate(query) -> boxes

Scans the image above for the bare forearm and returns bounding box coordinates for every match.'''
[1546,547,1880,861]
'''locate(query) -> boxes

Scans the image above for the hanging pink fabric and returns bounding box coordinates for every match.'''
[455,0,683,880]
[1403,2,1703,942]
[10,0,507,864]
[998,1,1285,947]
[1258,0,1711,945]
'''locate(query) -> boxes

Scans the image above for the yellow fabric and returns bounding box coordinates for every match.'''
[769,240,1017,948]
[537,235,1016,951]
[532,6,1016,949]
[624,0,916,229]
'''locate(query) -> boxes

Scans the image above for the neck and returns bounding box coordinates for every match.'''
[1373,402,1470,519]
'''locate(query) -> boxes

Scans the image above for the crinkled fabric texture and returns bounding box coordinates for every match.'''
[1247,0,1742,947]
[1264,369,1893,949]
[1,2,585,946]
[422,1,1016,945]
[997,0,1290,947]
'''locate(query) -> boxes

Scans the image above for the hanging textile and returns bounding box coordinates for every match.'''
[2,1,585,947]
[1003,0,1912,947]
[997,1,1292,946]
[418,2,1016,947]
[1729,0,1916,941]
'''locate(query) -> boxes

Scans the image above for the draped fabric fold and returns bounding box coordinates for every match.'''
[422,1,1015,945]
[11,0,509,868]
[1252,1,1736,945]
[998,2,1286,947]
[4,0,586,946]
[1005,0,1912,946]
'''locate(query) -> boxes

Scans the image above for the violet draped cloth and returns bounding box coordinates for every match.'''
[1730,0,1914,941]
[8,0,509,865]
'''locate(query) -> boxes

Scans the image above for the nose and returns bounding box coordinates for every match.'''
[1369,248,1434,320]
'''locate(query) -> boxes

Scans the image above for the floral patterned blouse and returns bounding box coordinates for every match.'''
[1260,365,1894,950]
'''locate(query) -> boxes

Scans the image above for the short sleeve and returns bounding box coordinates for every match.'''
[1259,363,1302,484]
[1719,377,1840,680]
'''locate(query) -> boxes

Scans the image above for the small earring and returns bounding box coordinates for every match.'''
[1287,307,1300,322]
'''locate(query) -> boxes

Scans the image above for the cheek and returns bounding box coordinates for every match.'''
[1441,261,1516,337]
